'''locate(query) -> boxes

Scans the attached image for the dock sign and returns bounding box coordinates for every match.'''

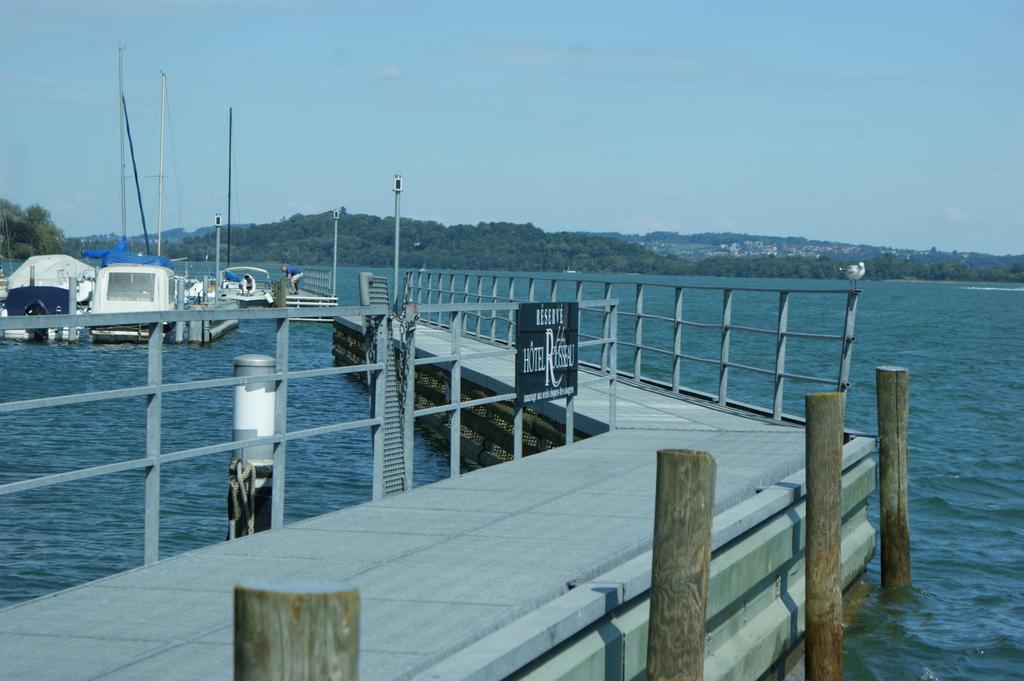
[515,302,579,406]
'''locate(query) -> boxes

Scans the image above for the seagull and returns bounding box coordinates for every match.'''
[840,262,866,289]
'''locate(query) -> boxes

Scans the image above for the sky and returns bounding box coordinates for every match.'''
[1,1,1022,255]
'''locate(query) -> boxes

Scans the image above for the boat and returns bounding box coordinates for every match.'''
[87,249,176,343]
[0,254,94,341]
[219,266,274,307]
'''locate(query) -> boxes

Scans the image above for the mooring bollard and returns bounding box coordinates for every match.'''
[646,448,716,681]
[229,354,277,538]
[235,581,359,681]
[174,277,185,344]
[67,277,78,343]
[876,366,911,587]
[805,392,844,681]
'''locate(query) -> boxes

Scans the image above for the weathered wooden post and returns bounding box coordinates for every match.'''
[805,391,844,681]
[174,276,185,344]
[272,279,286,308]
[876,366,911,587]
[235,581,359,681]
[646,449,716,681]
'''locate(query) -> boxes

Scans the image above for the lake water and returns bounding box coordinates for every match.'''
[1,267,1021,680]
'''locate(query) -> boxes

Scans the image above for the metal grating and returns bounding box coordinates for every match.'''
[366,275,407,496]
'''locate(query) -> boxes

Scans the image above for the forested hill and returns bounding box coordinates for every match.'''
[4,198,1023,282]
[106,211,693,275]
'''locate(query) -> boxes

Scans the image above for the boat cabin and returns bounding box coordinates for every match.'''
[92,264,174,314]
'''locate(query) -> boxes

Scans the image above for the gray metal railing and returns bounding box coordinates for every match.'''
[0,303,389,565]
[406,269,859,421]
[300,265,335,298]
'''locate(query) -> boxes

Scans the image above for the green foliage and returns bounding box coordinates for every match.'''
[0,199,65,259]
[5,197,1021,284]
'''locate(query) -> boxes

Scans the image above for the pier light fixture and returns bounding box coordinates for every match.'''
[333,209,340,220]
[214,213,223,296]
[392,175,402,309]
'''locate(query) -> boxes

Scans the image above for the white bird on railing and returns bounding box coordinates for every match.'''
[840,262,866,289]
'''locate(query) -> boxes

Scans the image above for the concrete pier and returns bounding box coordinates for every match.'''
[0,320,876,681]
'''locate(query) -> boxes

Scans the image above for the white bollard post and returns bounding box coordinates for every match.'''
[230,354,277,537]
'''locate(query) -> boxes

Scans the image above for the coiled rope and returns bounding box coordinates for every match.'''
[228,456,256,537]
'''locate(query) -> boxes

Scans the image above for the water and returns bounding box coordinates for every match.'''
[2,270,1022,680]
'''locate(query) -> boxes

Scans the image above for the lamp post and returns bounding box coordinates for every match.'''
[332,208,340,297]
[214,213,222,298]
[392,174,402,310]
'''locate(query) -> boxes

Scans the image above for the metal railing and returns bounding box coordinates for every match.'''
[395,298,619,486]
[0,303,389,565]
[300,266,335,298]
[406,269,859,421]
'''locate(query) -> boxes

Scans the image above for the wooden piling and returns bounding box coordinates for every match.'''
[876,366,911,587]
[805,392,844,681]
[646,449,716,681]
[234,581,359,681]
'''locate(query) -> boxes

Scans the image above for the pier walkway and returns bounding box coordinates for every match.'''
[0,322,874,681]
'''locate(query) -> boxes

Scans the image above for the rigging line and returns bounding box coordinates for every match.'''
[163,89,189,234]
[123,94,151,255]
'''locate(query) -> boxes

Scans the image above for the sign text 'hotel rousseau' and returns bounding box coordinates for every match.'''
[515,302,579,406]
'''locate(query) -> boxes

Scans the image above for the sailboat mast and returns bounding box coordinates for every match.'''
[227,107,232,267]
[118,46,126,239]
[157,72,166,256]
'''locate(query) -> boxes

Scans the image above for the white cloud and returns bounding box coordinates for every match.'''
[944,206,970,223]
[373,65,405,82]
[619,213,676,233]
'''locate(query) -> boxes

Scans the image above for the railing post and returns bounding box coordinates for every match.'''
[601,282,612,371]
[633,284,644,380]
[513,403,523,461]
[672,287,682,393]
[549,278,557,302]
[718,289,732,405]
[271,317,289,529]
[646,449,716,681]
[67,277,79,343]
[805,391,845,681]
[144,321,163,565]
[877,366,911,587]
[403,308,417,492]
[370,314,387,500]
[609,301,618,430]
[175,277,185,344]
[474,276,484,337]
[773,291,790,419]
[838,290,860,394]
[528,277,536,302]
[490,277,500,341]
[234,582,359,681]
[505,278,515,346]
[449,310,462,478]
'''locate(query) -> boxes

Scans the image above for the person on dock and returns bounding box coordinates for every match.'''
[281,265,303,294]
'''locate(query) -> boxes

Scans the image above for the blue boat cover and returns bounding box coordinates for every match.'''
[98,251,175,269]
[81,237,174,269]
[82,235,128,259]
[223,270,242,282]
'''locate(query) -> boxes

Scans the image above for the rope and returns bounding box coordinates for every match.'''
[227,456,256,537]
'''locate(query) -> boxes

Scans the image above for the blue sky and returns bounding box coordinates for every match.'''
[2,1,1022,255]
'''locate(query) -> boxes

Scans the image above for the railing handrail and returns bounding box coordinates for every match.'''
[404,268,859,421]
[0,301,391,568]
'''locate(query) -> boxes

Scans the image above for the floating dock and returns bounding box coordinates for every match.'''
[0,313,875,680]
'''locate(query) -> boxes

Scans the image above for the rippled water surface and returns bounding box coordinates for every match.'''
[1,269,1021,680]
